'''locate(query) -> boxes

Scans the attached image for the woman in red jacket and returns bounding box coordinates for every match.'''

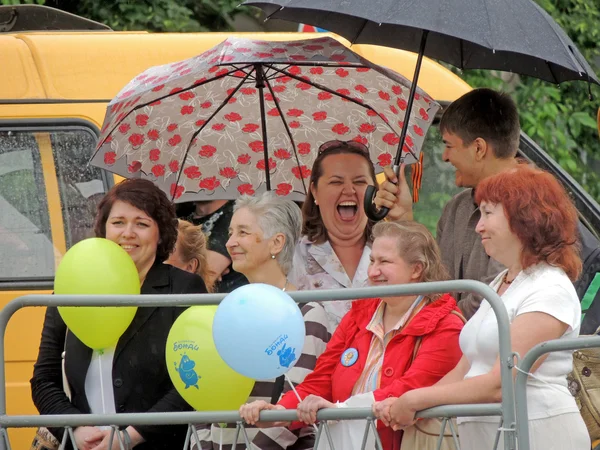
[240,220,464,449]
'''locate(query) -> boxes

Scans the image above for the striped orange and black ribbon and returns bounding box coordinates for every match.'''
[411,152,424,203]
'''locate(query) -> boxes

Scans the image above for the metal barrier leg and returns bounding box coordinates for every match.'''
[435,418,448,450]
[190,424,203,450]
[231,423,241,450]
[448,419,460,450]
[238,421,252,449]
[0,428,10,450]
[370,419,383,450]
[360,419,371,450]
[59,427,69,450]
[107,426,116,450]
[183,424,193,450]
[314,422,325,448]
[322,422,337,450]
[492,418,503,450]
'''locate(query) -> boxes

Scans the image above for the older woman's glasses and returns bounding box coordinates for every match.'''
[317,139,370,156]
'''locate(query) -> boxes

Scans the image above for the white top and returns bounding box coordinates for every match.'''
[458,263,580,423]
[85,346,117,417]
[289,236,371,329]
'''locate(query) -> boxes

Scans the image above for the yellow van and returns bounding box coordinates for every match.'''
[1,9,599,449]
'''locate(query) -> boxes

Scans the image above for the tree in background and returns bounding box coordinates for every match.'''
[454,0,600,202]
[2,0,598,202]
[0,0,253,32]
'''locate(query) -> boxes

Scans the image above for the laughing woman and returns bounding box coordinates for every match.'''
[290,140,409,329]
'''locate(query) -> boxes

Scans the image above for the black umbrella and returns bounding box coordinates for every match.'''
[244,0,600,220]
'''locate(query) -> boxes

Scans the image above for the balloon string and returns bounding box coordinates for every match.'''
[99,350,106,415]
[284,373,318,432]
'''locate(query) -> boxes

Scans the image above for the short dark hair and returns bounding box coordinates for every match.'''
[94,178,177,263]
[439,88,520,159]
[302,141,378,244]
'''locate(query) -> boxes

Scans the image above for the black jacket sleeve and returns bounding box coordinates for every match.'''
[30,306,83,440]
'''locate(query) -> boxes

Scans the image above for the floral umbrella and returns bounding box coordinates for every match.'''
[90,36,440,202]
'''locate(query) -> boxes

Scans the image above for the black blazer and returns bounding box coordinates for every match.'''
[31,262,207,450]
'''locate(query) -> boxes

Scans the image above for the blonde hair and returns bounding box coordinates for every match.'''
[175,219,214,292]
[372,221,450,299]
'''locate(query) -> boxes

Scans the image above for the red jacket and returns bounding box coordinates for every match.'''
[279,294,464,450]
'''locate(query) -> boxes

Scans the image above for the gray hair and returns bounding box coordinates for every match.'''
[233,192,302,275]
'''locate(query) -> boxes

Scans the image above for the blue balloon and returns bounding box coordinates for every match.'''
[212,283,306,380]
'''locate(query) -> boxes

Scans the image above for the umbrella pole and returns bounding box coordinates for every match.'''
[255,63,272,191]
[364,30,429,221]
[394,30,429,169]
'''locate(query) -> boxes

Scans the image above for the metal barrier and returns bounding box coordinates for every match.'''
[515,335,600,449]
[0,281,516,449]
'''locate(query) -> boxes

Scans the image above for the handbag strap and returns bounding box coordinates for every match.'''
[409,309,466,367]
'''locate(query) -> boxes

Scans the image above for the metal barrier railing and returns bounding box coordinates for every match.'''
[0,281,516,449]
[515,335,600,449]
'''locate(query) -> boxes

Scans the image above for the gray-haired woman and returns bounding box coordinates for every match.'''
[194,192,332,450]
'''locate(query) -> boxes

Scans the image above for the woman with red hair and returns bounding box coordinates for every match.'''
[375,165,589,449]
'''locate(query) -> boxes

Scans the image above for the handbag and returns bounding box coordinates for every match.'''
[567,326,600,443]
[30,330,70,450]
[399,309,466,450]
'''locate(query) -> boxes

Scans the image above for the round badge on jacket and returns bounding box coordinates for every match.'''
[341,347,358,367]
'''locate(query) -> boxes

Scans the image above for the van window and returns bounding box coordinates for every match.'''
[51,130,107,247]
[0,126,107,281]
[0,130,55,280]
[413,126,461,235]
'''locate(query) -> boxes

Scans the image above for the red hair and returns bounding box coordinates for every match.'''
[475,165,581,281]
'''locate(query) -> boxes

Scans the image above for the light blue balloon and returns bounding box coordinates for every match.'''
[212,283,306,380]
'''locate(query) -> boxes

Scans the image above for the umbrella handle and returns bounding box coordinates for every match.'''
[363,185,389,221]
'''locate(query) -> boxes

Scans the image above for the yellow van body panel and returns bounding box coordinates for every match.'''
[4,32,471,102]
[0,30,471,449]
[0,35,46,99]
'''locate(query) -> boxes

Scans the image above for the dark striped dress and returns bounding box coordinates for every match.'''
[193,302,332,450]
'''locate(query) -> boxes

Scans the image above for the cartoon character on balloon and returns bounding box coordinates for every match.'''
[175,354,200,389]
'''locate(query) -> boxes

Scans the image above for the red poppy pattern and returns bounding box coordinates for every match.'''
[93,36,439,200]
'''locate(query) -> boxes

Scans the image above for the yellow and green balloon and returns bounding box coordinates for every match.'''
[55,238,139,350]
[166,306,254,410]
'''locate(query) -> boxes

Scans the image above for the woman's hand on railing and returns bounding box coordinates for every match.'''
[239,400,290,428]
[388,395,418,431]
[74,426,104,450]
[372,397,398,427]
[297,394,336,425]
